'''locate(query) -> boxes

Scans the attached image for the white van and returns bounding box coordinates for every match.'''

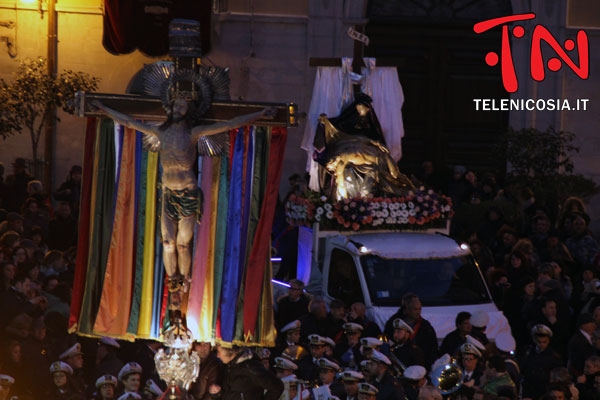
[295,226,511,340]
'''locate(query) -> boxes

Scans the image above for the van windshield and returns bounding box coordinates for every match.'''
[360,255,491,307]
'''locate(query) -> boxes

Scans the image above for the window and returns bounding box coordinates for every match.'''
[328,248,363,306]
[361,255,491,307]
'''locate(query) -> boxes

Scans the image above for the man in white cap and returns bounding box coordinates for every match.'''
[278,320,302,349]
[96,375,118,400]
[402,366,426,400]
[95,337,124,384]
[390,318,424,368]
[118,362,143,397]
[383,294,437,368]
[469,310,490,345]
[366,351,404,400]
[298,334,326,383]
[340,371,364,400]
[521,324,562,399]
[0,375,15,400]
[459,343,483,387]
[334,322,363,369]
[274,357,299,379]
[360,338,384,360]
[357,382,379,400]
[59,342,87,394]
[316,358,344,398]
[49,361,83,399]
[494,333,520,387]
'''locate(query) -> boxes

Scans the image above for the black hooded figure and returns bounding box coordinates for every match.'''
[312,93,414,200]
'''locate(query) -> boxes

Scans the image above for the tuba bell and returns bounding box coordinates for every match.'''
[429,359,464,395]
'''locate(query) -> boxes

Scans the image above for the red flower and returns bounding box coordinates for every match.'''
[344,221,351,228]
[408,216,416,224]
[417,218,425,225]
[352,222,360,231]
[337,216,345,224]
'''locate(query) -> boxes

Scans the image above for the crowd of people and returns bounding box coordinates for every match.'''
[0,156,599,400]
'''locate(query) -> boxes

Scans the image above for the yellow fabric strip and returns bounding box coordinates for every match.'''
[137,151,158,337]
[197,157,221,340]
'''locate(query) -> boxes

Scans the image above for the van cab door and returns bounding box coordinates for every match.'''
[322,237,370,307]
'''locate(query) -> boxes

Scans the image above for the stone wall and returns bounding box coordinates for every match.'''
[510,0,600,233]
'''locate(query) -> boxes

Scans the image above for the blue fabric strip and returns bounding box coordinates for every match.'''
[219,129,245,342]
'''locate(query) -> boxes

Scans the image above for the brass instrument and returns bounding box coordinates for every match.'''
[429,359,464,395]
[282,345,309,361]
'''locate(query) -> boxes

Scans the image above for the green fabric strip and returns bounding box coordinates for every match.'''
[212,156,229,334]
[127,149,148,334]
[79,119,117,335]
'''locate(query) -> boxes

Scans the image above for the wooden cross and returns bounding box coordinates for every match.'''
[75,92,297,127]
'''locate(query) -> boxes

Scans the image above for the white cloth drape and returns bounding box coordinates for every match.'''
[302,58,406,191]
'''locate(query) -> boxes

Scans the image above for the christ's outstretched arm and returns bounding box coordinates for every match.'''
[92,101,160,138]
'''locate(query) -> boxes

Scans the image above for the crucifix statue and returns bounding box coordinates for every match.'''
[91,95,273,292]
[76,19,296,309]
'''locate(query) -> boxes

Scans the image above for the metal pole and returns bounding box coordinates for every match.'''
[44,0,57,190]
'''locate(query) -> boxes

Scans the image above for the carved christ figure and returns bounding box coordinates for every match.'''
[92,98,273,293]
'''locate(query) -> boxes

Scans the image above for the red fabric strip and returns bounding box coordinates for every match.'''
[68,117,98,331]
[242,127,287,338]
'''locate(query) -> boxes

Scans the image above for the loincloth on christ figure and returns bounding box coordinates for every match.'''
[164,187,203,222]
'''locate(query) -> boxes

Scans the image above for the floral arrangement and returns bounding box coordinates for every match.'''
[285,189,453,231]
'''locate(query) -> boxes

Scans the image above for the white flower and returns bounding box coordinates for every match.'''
[315,214,321,222]
[321,196,328,201]
[324,203,332,211]
[400,210,409,218]
[316,207,324,215]
[381,209,389,218]
[399,217,408,224]
[381,202,388,209]
[326,211,334,219]
[400,203,407,210]
[408,202,415,209]
[386,217,394,224]
[409,209,416,217]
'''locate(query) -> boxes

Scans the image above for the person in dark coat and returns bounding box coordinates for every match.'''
[389,318,424,368]
[54,165,82,218]
[47,361,86,400]
[315,358,345,398]
[521,325,563,400]
[568,313,597,377]
[365,351,404,400]
[439,312,472,357]
[215,346,283,400]
[47,201,78,251]
[94,337,124,384]
[458,343,484,387]
[21,317,56,398]
[334,322,364,369]
[528,298,569,358]
[299,298,335,343]
[190,342,223,400]
[349,302,381,339]
[384,294,438,369]
[275,279,311,330]
[297,334,327,384]
[3,157,33,213]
